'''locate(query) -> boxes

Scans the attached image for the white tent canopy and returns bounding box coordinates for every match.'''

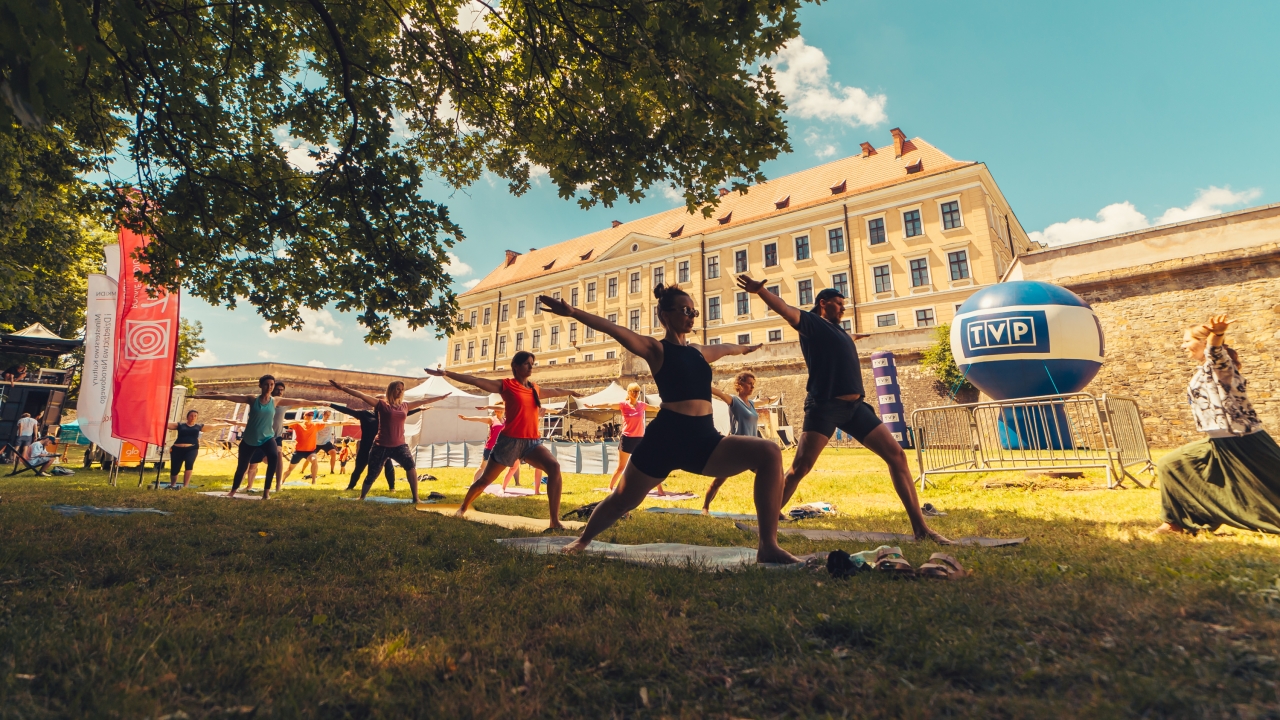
[405,374,485,400]
[576,382,631,407]
[404,375,488,445]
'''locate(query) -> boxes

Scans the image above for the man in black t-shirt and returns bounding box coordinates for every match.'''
[738,275,951,544]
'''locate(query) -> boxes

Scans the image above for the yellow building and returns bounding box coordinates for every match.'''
[447,129,1037,372]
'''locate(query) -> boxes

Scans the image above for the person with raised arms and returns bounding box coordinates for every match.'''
[702,372,773,513]
[581,382,667,495]
[736,275,951,544]
[195,375,316,499]
[424,352,579,529]
[329,380,445,504]
[328,399,428,492]
[164,409,232,489]
[540,284,799,564]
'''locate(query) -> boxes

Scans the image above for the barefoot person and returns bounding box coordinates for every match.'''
[164,410,230,489]
[544,284,798,564]
[736,275,951,544]
[330,380,444,503]
[583,383,666,494]
[195,376,314,499]
[328,399,428,492]
[702,372,769,513]
[1156,315,1280,535]
[424,352,579,529]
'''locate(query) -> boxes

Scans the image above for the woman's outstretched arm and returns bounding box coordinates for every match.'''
[709,385,734,404]
[537,295,663,366]
[537,385,581,399]
[329,380,379,406]
[405,394,447,411]
[698,342,762,364]
[424,368,504,395]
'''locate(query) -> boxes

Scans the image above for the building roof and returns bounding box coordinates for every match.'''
[462,136,973,296]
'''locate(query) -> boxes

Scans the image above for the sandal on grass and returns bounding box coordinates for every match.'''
[918,553,967,580]
[872,546,914,576]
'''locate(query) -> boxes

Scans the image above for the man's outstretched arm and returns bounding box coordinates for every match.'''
[737,274,802,329]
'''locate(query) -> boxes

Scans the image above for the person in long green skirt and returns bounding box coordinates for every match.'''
[1156,315,1280,535]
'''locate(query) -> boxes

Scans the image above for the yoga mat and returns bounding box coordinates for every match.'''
[593,488,700,501]
[280,480,318,488]
[497,536,805,571]
[339,496,414,504]
[158,484,200,490]
[417,504,583,531]
[484,484,540,498]
[647,507,759,521]
[734,522,1027,547]
[49,505,172,517]
[198,491,263,501]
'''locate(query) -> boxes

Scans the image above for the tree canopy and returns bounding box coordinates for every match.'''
[2,0,810,343]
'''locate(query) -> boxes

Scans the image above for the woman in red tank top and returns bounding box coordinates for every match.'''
[425,350,580,530]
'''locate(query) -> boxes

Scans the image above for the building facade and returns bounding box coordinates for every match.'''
[448,129,1037,373]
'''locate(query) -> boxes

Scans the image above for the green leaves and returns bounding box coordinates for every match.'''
[1,0,810,343]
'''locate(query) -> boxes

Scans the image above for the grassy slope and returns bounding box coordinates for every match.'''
[1,449,1278,719]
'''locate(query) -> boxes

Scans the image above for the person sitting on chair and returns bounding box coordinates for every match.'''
[26,436,57,474]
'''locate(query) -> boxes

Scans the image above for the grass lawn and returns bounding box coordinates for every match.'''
[2,448,1279,718]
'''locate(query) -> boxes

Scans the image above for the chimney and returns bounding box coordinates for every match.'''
[890,127,907,157]
[860,142,876,158]
[718,188,730,197]
[611,220,622,228]
[504,250,521,267]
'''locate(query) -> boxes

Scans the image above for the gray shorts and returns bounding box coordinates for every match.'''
[16,435,34,449]
[489,435,543,467]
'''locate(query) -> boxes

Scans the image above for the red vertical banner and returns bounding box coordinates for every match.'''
[112,228,181,448]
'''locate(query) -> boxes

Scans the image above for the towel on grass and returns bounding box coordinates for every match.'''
[497,536,804,571]
[735,522,1027,547]
[647,507,759,521]
[593,488,699,501]
[484,485,541,498]
[417,504,583,531]
[50,505,172,517]
[198,491,263,501]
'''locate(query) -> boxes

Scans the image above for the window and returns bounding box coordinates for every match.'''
[550,326,559,346]
[941,201,962,230]
[629,309,641,331]
[548,360,556,365]
[677,260,690,284]
[768,329,782,342]
[840,319,852,332]
[916,309,936,327]
[708,338,721,345]
[706,255,720,279]
[466,341,474,360]
[606,350,616,359]
[607,277,618,298]
[567,358,574,363]
[764,242,778,267]
[653,266,664,288]
[737,333,751,344]
[453,343,461,362]
[735,249,748,273]
[708,297,721,321]
[570,288,579,307]
[873,265,892,294]
[795,235,810,261]
[831,272,849,298]
[483,307,491,325]
[910,258,930,288]
[903,209,922,238]
[532,329,541,349]
[500,304,509,322]
[583,353,593,362]
[516,300,526,318]
[868,218,886,245]
[948,250,970,280]
[480,338,488,357]
[629,272,640,294]
[515,332,524,351]
[586,282,597,302]
[469,310,477,327]
[736,291,749,316]
[497,335,507,356]
[569,322,577,344]
[766,284,781,297]
[798,279,814,305]
[828,228,845,254]
[652,304,660,330]
[607,313,617,325]
[876,312,896,328]
[586,327,596,341]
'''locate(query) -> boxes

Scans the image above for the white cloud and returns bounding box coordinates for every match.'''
[307,359,327,368]
[446,251,473,278]
[769,37,887,127]
[662,186,685,204]
[1030,185,1263,247]
[338,364,356,370]
[193,348,218,365]
[804,128,838,159]
[461,278,481,290]
[257,350,278,360]
[263,307,343,345]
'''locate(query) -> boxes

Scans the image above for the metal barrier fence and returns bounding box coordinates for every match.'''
[911,392,1154,489]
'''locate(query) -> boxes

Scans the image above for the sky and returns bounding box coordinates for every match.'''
[185,0,1280,373]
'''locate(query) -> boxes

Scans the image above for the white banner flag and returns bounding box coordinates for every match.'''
[104,244,120,281]
[77,273,122,457]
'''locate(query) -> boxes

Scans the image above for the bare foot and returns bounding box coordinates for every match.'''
[757,545,802,564]
[227,491,237,498]
[453,508,468,518]
[1155,522,1189,535]
[701,508,711,515]
[917,528,955,545]
[562,539,589,554]
[548,520,565,531]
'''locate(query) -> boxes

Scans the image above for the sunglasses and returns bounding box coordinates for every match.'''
[665,306,699,319]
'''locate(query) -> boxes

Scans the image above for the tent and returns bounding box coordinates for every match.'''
[403,375,490,445]
[638,392,732,435]
[405,374,486,400]
[566,382,632,424]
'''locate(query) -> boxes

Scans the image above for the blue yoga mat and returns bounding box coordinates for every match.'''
[50,505,172,517]
[646,507,758,521]
[339,496,413,504]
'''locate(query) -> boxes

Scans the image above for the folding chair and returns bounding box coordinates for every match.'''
[8,452,54,477]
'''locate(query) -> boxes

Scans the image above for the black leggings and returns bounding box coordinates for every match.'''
[362,444,414,495]
[169,446,198,478]
[231,438,279,493]
[346,441,395,491]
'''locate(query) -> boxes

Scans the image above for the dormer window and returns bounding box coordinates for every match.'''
[579,249,593,261]
[830,179,847,194]
[543,259,556,270]
[905,159,924,174]
[774,196,790,210]
[669,225,684,238]
[718,212,732,225]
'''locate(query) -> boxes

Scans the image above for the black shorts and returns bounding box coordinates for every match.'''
[249,438,285,463]
[316,442,336,453]
[629,410,722,480]
[170,446,198,472]
[482,448,493,461]
[620,435,643,454]
[802,395,883,441]
[290,450,317,464]
[369,444,415,471]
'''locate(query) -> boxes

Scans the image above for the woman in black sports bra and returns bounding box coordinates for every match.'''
[539,284,799,564]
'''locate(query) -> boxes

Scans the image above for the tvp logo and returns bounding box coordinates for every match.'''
[960,310,1050,357]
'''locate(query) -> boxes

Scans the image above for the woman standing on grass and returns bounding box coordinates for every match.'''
[583,383,665,494]
[195,376,315,499]
[164,410,231,489]
[330,380,445,504]
[702,372,770,514]
[1156,315,1280,535]
[540,285,798,564]
[425,351,579,529]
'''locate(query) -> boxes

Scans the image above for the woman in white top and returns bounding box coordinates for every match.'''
[1156,315,1280,535]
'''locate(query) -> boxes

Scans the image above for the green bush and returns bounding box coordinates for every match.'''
[920,324,972,399]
